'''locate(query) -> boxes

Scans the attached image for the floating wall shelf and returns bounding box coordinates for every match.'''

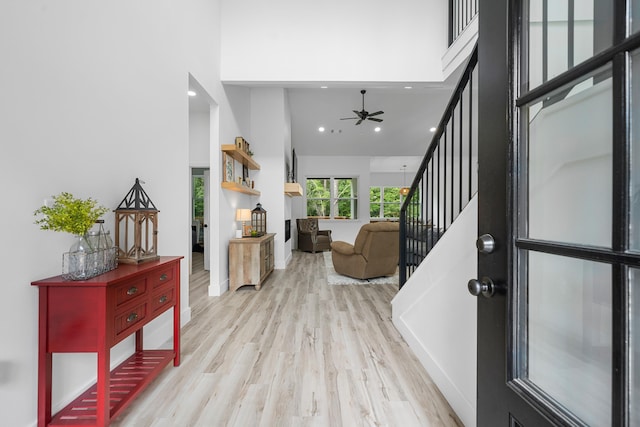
[221,145,260,170]
[284,182,303,197]
[221,181,260,196]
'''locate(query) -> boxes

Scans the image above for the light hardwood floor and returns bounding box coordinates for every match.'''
[111,251,462,427]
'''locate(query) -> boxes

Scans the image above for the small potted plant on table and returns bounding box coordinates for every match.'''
[34,192,109,279]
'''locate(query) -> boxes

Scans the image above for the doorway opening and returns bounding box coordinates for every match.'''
[188,73,216,302]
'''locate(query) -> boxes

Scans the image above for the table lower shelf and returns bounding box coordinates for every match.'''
[48,350,175,426]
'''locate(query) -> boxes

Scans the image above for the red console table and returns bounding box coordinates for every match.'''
[32,256,183,427]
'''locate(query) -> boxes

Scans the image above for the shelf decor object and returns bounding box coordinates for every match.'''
[114,178,160,264]
[221,144,261,195]
[251,203,267,237]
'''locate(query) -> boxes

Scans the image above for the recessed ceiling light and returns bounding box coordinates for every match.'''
[188,90,197,97]
[374,127,381,132]
[320,86,328,89]
[318,127,325,132]
[430,127,437,132]
[404,86,413,89]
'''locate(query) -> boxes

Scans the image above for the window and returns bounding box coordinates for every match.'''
[370,186,404,219]
[306,177,358,220]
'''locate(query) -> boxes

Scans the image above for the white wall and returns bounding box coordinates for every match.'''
[0,1,252,425]
[220,0,447,83]
[189,112,211,165]
[210,84,253,296]
[392,196,478,427]
[250,87,291,269]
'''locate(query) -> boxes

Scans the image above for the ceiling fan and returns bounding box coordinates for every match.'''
[340,89,384,125]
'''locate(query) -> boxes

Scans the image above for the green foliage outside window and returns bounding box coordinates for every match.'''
[306,177,357,219]
[193,176,204,220]
[370,187,381,218]
[370,186,403,219]
[306,178,331,218]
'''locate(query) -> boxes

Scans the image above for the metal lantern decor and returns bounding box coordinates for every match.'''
[251,203,267,237]
[114,178,160,264]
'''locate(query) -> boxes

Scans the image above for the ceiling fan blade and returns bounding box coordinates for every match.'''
[368,111,384,117]
[356,119,363,125]
[340,117,358,120]
[353,110,365,119]
[368,117,383,122]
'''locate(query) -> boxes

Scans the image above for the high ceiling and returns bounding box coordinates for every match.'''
[190,77,462,173]
[287,84,454,171]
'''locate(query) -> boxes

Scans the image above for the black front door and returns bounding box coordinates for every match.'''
[476,0,640,425]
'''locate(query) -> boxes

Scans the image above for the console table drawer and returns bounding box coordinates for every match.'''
[151,284,175,315]
[115,303,148,339]
[151,267,174,288]
[114,279,147,307]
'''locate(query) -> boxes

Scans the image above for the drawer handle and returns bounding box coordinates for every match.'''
[159,295,168,304]
[127,312,138,323]
[160,273,168,281]
[127,287,138,295]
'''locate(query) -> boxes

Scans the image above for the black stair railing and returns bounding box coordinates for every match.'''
[399,43,478,288]
[449,0,478,46]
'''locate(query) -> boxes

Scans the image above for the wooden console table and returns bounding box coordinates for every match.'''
[229,233,275,291]
[32,256,183,427]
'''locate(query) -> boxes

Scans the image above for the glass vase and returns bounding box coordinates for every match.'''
[65,234,97,280]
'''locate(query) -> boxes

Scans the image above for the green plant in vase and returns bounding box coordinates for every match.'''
[34,192,108,237]
[34,192,110,279]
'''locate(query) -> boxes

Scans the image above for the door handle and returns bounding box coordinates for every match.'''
[467,277,497,298]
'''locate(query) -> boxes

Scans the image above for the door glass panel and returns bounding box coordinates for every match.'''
[631,269,640,426]
[631,50,640,250]
[527,0,612,90]
[634,0,640,34]
[527,65,612,247]
[526,251,611,426]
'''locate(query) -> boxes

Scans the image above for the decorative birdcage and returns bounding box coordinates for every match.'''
[251,203,267,236]
[114,178,160,264]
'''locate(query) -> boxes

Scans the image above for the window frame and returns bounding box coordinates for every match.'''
[305,176,359,220]
[369,186,406,220]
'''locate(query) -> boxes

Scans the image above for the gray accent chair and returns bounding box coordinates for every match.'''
[297,218,332,253]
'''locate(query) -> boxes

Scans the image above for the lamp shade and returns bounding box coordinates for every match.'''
[235,208,251,222]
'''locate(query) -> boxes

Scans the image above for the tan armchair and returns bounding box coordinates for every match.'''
[297,218,332,253]
[330,222,399,279]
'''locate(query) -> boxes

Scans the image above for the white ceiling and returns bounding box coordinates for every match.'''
[190,75,462,173]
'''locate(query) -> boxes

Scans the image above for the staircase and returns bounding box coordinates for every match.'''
[392,42,479,427]
[399,43,478,288]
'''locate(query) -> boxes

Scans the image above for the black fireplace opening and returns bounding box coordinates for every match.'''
[285,219,291,242]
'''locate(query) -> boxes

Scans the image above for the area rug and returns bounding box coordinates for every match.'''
[323,251,399,285]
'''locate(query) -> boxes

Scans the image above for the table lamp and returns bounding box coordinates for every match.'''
[236,208,252,237]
